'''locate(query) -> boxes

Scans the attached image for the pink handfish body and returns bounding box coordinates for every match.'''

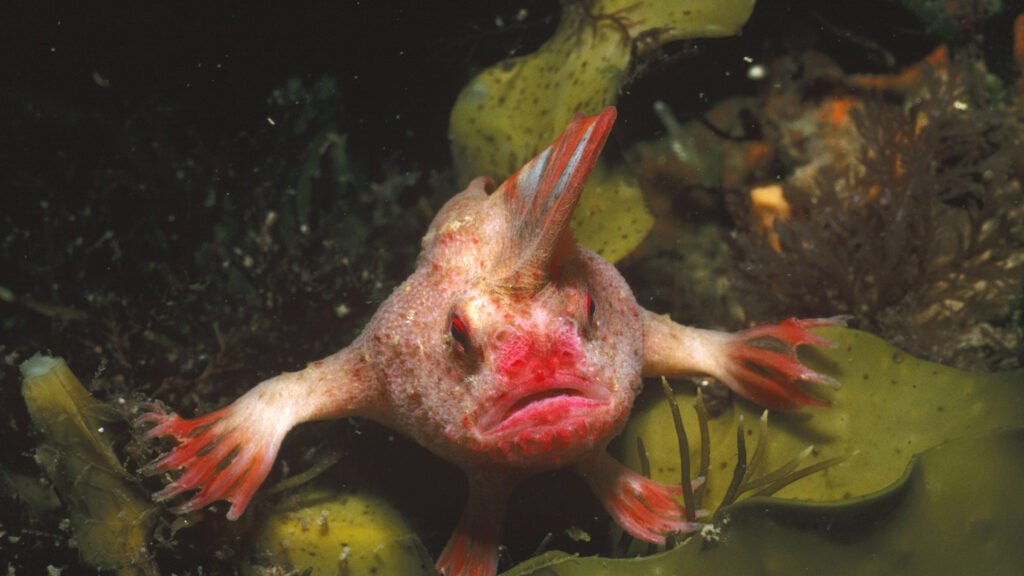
[141,107,843,576]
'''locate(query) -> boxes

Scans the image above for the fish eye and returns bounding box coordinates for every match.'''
[449,312,472,353]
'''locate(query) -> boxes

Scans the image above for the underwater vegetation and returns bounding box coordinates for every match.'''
[619,6,1024,371]
[507,428,1024,575]
[243,486,435,576]
[619,327,1024,508]
[727,51,1024,370]
[5,0,1024,574]
[450,0,758,262]
[20,356,159,575]
[16,329,1024,575]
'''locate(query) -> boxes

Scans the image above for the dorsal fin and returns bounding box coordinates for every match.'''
[493,106,617,292]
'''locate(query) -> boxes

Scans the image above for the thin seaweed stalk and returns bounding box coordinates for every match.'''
[731,414,847,501]
[744,411,769,480]
[264,450,344,495]
[693,388,711,509]
[717,415,747,511]
[637,436,651,478]
[659,377,695,523]
[532,532,554,557]
[752,454,848,497]
[739,446,813,493]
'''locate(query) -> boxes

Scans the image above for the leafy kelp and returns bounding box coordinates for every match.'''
[449,0,757,261]
[617,327,1024,509]
[506,428,1024,575]
[20,356,160,575]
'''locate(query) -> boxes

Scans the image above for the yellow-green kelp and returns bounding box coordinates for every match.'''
[507,428,1024,576]
[449,0,757,262]
[243,486,435,576]
[617,327,1024,509]
[20,355,160,576]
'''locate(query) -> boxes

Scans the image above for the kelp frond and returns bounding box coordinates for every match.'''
[646,385,847,535]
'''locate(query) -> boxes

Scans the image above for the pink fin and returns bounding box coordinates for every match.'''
[722,316,848,410]
[496,107,617,288]
[578,453,702,545]
[436,480,506,576]
[137,400,286,520]
[435,524,499,576]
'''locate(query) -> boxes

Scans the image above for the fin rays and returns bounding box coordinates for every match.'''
[495,107,617,292]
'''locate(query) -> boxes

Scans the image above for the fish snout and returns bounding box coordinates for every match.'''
[492,325,583,380]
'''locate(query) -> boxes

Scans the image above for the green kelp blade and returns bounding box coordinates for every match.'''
[505,428,1024,576]
[617,328,1024,509]
[450,0,757,182]
[20,355,159,576]
[242,485,435,576]
[449,0,756,262]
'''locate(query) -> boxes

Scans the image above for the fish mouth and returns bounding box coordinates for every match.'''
[476,375,611,437]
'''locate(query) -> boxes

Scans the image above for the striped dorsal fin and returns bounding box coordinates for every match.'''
[493,106,616,293]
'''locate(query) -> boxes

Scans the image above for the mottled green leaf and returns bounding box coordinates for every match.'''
[508,428,1024,575]
[618,328,1024,508]
[449,0,757,262]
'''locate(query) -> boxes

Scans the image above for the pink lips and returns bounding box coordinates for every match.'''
[476,375,611,436]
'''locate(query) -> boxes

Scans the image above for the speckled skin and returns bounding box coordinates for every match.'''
[368,177,642,463]
[141,108,840,576]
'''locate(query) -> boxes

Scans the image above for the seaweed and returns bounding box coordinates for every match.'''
[244,486,435,576]
[507,428,1024,576]
[728,56,1024,370]
[619,327,1024,509]
[448,0,758,262]
[20,356,160,575]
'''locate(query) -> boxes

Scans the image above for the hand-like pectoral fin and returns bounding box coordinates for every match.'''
[139,346,382,519]
[139,397,288,519]
[642,310,846,410]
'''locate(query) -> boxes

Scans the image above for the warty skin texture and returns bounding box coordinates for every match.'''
[140,107,841,576]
